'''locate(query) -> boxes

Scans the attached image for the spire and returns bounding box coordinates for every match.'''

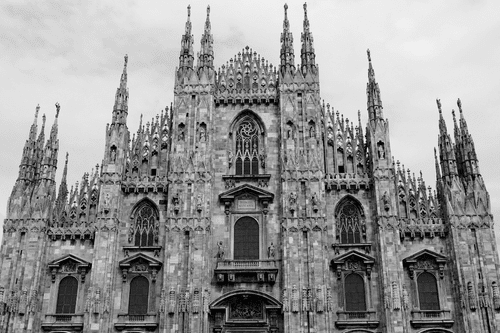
[112,55,129,124]
[280,4,295,74]
[55,152,69,215]
[366,49,383,121]
[198,5,214,71]
[455,98,480,179]
[300,2,316,74]
[436,99,458,179]
[179,5,194,71]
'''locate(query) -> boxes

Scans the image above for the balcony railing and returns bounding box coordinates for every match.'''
[335,311,379,329]
[41,314,84,331]
[214,259,278,283]
[115,314,158,331]
[410,309,454,328]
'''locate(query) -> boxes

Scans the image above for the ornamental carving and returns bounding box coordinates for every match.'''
[130,258,149,272]
[229,295,263,320]
[281,288,289,312]
[60,260,77,273]
[291,285,299,313]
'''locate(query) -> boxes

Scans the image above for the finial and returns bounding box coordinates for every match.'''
[187,5,191,19]
[303,3,307,18]
[436,99,442,113]
[207,5,210,16]
[457,98,462,113]
[65,152,69,164]
[36,104,40,115]
[452,109,457,124]
[367,49,371,62]
[55,102,60,118]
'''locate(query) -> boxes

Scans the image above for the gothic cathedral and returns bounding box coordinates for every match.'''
[1,4,500,333]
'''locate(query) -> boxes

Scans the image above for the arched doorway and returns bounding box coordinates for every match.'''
[209,290,282,332]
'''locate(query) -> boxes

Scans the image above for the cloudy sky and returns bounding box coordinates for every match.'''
[0,0,499,244]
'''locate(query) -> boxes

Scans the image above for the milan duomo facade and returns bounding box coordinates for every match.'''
[1,4,500,333]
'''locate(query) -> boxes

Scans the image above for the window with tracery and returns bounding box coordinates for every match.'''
[234,217,259,260]
[235,119,259,175]
[56,276,78,314]
[337,201,362,244]
[129,276,149,314]
[133,204,156,247]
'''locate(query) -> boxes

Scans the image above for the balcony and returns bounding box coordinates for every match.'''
[41,313,84,331]
[114,313,158,331]
[335,311,379,329]
[214,259,278,284]
[410,309,454,328]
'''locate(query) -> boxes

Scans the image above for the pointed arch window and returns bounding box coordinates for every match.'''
[132,203,157,247]
[337,200,362,244]
[417,272,440,310]
[129,276,149,314]
[235,118,260,175]
[344,273,366,311]
[234,217,259,260]
[56,276,78,314]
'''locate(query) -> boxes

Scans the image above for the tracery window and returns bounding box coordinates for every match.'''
[417,272,440,310]
[133,204,156,247]
[344,273,366,311]
[235,119,259,175]
[234,217,259,260]
[56,276,78,314]
[337,201,362,244]
[129,276,149,314]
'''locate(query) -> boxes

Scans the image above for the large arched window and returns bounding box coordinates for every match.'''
[418,272,440,310]
[129,276,149,314]
[336,200,362,244]
[133,203,156,247]
[235,118,260,175]
[234,217,259,260]
[345,273,366,311]
[56,276,78,314]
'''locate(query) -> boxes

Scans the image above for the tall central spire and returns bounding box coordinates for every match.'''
[112,55,129,125]
[300,2,316,74]
[179,5,194,71]
[280,4,295,75]
[366,49,384,122]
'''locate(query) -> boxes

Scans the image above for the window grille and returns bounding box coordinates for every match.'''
[129,276,149,315]
[234,217,259,260]
[56,276,78,314]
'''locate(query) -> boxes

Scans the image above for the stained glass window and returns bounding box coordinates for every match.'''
[129,276,149,314]
[235,119,259,175]
[418,272,440,310]
[134,204,155,247]
[234,217,259,260]
[345,273,366,311]
[338,201,362,244]
[56,276,78,314]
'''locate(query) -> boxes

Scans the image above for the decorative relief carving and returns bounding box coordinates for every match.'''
[229,295,263,319]
[203,289,210,313]
[85,287,93,313]
[159,288,166,313]
[291,285,299,313]
[192,288,200,314]
[492,282,500,310]
[326,287,333,312]
[478,282,490,308]
[468,282,477,311]
[302,288,308,311]
[281,288,289,312]
[18,289,27,315]
[130,258,149,272]
[168,287,176,314]
[402,285,409,310]
[316,286,324,313]
[60,260,77,273]
[392,281,401,310]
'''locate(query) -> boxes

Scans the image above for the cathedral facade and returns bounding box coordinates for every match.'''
[1,4,500,333]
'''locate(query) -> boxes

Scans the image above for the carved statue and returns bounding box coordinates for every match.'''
[216,241,225,260]
[377,142,385,159]
[110,147,117,163]
[291,285,299,312]
[402,285,409,310]
[289,192,297,206]
[281,289,289,312]
[311,192,319,207]
[227,150,233,169]
[267,242,275,258]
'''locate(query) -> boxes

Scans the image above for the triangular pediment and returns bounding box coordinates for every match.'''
[48,254,91,269]
[219,184,274,203]
[118,253,162,269]
[332,250,375,266]
[403,249,447,265]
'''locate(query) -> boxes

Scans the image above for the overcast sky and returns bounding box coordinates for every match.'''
[1,0,499,245]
